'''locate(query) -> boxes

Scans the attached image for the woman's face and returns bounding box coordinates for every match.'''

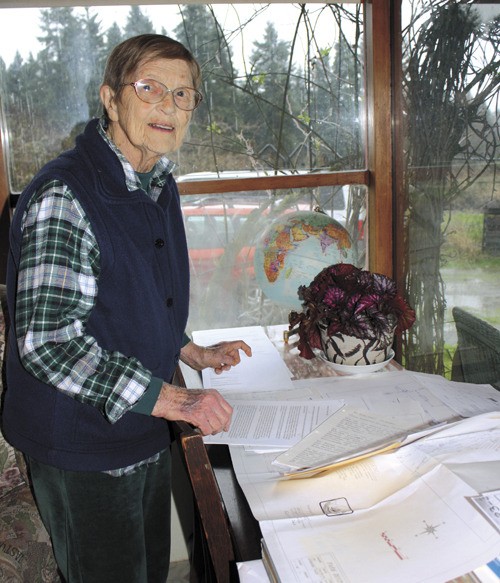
[100,58,194,172]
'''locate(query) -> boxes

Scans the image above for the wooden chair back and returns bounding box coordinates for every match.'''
[172,367,239,583]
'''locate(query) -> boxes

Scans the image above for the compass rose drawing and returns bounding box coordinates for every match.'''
[415,519,446,539]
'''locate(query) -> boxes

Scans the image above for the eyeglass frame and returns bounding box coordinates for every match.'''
[121,78,203,111]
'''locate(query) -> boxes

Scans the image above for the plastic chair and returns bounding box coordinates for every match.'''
[451,307,500,389]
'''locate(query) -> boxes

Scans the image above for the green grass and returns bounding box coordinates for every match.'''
[442,211,500,269]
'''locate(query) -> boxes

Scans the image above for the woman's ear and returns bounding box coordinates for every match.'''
[100,85,119,122]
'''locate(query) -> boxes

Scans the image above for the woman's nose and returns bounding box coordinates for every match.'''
[159,90,176,111]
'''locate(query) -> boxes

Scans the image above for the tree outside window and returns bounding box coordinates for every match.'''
[0,4,367,331]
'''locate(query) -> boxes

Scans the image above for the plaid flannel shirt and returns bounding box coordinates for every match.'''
[15,119,176,475]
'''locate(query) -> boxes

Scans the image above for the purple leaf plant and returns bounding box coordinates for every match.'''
[289,263,416,359]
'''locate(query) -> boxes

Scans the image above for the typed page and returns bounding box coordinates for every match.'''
[203,399,344,447]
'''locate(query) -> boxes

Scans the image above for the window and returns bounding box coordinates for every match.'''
[0,3,368,332]
[181,185,366,330]
[1,2,498,388]
[0,4,365,192]
[401,0,500,378]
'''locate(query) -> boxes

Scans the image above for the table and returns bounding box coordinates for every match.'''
[208,325,402,560]
[175,325,402,580]
[210,326,409,569]
[176,326,499,583]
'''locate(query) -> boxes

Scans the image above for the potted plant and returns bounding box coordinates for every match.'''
[289,263,416,365]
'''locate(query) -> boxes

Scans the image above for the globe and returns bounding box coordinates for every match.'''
[254,210,357,309]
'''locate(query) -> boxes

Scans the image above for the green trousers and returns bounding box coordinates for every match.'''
[26,449,172,583]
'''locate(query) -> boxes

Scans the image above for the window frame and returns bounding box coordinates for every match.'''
[0,0,398,294]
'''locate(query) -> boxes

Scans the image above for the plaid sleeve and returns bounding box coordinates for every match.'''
[15,180,152,423]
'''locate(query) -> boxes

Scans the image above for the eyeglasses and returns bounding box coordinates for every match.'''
[122,78,203,111]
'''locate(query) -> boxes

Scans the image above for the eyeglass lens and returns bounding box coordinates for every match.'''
[133,79,201,110]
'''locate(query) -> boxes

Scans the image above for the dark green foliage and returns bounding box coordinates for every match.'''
[123,6,154,38]
[3,7,107,190]
[2,5,365,190]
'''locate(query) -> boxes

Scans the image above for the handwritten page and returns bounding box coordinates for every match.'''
[203,399,344,447]
[192,326,293,393]
[271,408,462,477]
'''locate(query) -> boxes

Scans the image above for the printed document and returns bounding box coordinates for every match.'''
[193,326,293,393]
[203,399,344,447]
[271,407,461,477]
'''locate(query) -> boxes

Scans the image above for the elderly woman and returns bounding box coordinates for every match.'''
[3,34,251,582]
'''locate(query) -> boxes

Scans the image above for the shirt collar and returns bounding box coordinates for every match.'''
[97,117,177,192]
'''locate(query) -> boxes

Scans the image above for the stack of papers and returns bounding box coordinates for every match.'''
[231,412,500,583]
[190,326,500,582]
[203,399,344,449]
[271,408,462,477]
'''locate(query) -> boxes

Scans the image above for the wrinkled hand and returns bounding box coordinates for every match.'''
[151,339,251,435]
[152,384,233,435]
[181,340,252,374]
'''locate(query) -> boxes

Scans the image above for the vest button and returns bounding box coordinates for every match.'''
[166,297,173,307]
[155,238,165,248]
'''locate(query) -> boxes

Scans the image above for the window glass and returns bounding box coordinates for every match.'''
[401,0,500,381]
[181,185,367,332]
[0,3,365,194]
[0,3,367,331]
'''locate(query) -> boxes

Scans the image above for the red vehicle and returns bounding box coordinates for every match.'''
[181,189,364,281]
[182,199,261,283]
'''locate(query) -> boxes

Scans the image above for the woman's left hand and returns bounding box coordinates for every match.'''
[181,340,252,373]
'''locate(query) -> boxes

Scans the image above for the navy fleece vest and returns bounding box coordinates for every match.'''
[4,119,190,471]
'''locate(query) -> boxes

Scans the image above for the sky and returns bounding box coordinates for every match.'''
[2,3,497,77]
[0,4,332,69]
